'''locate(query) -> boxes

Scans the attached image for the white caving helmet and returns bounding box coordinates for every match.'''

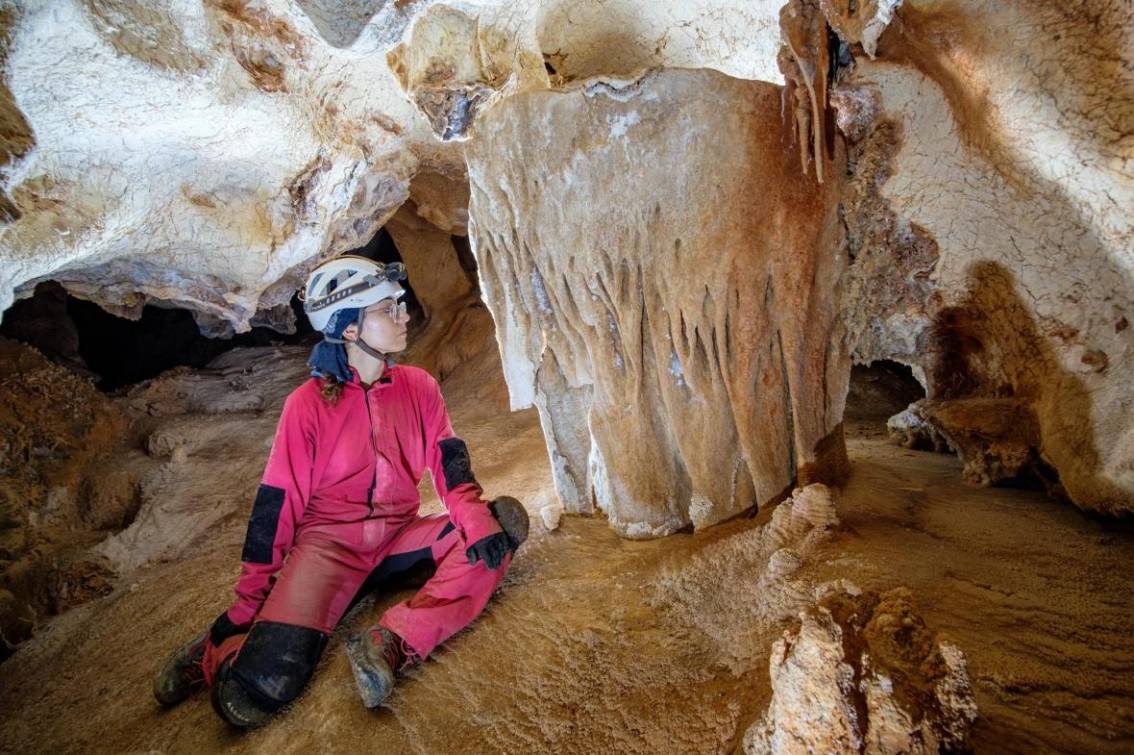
[301,255,406,332]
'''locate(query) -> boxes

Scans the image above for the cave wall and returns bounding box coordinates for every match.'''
[834,0,1134,513]
[0,338,131,658]
[385,202,498,383]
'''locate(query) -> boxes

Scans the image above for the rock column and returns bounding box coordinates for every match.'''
[467,69,850,536]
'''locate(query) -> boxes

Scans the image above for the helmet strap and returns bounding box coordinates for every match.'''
[352,337,388,362]
[348,307,390,363]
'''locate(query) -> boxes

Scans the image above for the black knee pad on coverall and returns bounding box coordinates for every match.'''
[224,621,328,714]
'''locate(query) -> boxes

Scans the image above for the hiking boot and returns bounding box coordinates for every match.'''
[211,656,272,729]
[346,626,414,708]
[153,630,209,707]
[490,496,529,551]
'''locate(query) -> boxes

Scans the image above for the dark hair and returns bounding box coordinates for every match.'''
[319,376,344,404]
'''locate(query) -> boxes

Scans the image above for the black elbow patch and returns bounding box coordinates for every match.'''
[241,484,285,564]
[439,437,477,489]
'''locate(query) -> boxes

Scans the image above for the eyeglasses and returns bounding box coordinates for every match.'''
[376,301,408,321]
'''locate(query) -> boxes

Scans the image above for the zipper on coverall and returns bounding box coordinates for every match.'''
[363,388,377,517]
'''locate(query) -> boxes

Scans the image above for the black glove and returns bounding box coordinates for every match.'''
[466,531,510,570]
[209,611,251,647]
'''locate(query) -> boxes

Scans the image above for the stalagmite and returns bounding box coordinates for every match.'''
[744,586,978,754]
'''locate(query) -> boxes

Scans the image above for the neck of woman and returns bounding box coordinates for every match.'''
[347,345,387,388]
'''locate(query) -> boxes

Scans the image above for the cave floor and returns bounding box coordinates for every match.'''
[0,347,1131,754]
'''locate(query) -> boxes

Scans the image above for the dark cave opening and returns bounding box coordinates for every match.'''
[0,227,423,392]
[0,282,314,392]
[844,359,926,424]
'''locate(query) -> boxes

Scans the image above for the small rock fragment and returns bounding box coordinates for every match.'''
[540,503,563,532]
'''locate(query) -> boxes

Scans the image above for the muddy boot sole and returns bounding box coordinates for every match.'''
[345,633,396,709]
[211,659,272,729]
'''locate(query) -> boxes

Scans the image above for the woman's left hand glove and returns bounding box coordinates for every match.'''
[466,531,510,570]
[209,611,251,646]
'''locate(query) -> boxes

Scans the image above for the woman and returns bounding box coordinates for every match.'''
[153,256,528,728]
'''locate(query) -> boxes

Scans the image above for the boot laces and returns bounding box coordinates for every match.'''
[172,632,208,687]
[369,627,415,673]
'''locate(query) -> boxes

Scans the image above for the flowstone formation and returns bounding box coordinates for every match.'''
[467,69,850,537]
[650,484,845,675]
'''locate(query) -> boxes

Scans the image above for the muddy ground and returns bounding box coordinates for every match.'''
[0,349,1131,754]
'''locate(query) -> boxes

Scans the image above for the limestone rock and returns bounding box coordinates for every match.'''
[0,338,130,659]
[467,69,850,536]
[293,0,402,49]
[886,407,948,454]
[745,603,864,753]
[405,169,471,237]
[832,1,1134,515]
[387,0,788,142]
[385,204,497,382]
[0,0,425,334]
[820,0,904,58]
[96,346,310,574]
[903,398,1059,490]
[539,501,562,532]
[744,586,978,754]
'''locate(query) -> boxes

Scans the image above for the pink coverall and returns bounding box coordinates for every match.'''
[223,364,508,660]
